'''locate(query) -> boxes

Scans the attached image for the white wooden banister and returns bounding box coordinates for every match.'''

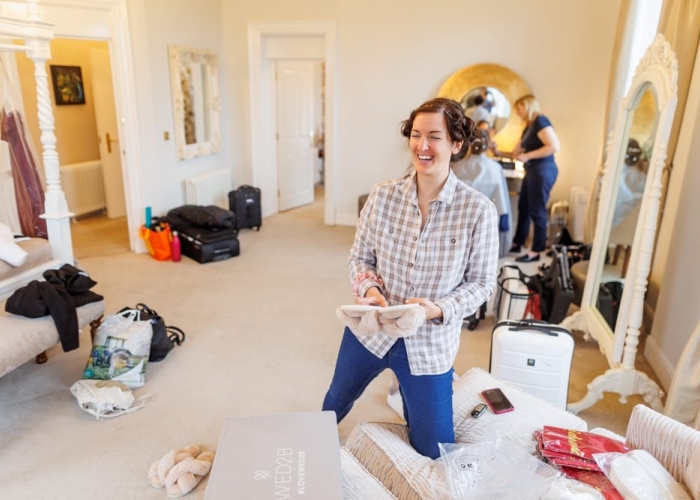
[0,0,74,265]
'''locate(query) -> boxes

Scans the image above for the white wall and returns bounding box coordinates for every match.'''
[129,0,229,216]
[222,0,621,224]
[644,34,700,389]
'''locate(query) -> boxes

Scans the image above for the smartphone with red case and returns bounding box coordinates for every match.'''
[481,388,515,414]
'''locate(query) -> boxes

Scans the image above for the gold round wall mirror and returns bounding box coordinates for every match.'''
[437,63,532,151]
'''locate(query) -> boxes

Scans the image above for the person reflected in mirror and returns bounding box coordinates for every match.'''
[492,94,560,262]
[465,94,494,128]
[452,128,511,257]
[322,98,499,460]
[612,138,648,228]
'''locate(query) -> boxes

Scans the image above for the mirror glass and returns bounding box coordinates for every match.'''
[437,63,532,152]
[168,45,221,160]
[592,84,658,326]
[459,86,511,133]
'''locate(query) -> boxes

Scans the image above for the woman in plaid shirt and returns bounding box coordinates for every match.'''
[323,98,500,459]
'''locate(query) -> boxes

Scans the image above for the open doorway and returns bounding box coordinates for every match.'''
[274,59,325,212]
[14,38,129,259]
[248,21,336,224]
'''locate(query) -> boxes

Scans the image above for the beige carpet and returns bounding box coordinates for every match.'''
[0,192,662,499]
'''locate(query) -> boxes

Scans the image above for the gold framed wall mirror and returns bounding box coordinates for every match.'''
[562,34,678,414]
[437,63,532,152]
[168,45,221,160]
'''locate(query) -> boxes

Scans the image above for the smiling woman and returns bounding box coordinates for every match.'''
[323,97,500,460]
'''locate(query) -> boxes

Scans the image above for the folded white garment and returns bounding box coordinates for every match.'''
[0,222,28,267]
[335,304,426,338]
[608,450,690,500]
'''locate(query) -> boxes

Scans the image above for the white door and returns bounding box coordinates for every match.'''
[275,61,316,211]
[90,48,126,219]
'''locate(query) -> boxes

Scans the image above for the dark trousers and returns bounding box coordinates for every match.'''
[513,163,558,252]
[322,328,455,459]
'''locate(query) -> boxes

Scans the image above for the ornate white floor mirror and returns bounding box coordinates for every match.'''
[562,34,678,414]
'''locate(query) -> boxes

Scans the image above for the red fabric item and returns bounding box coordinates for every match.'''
[524,292,541,319]
[1,110,47,238]
[540,426,629,461]
[560,467,624,500]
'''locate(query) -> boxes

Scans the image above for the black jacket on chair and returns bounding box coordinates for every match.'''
[5,264,103,352]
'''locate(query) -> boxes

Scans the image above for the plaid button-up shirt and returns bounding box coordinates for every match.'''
[349,169,499,375]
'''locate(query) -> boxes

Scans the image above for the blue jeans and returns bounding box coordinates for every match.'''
[322,328,455,459]
[513,162,558,252]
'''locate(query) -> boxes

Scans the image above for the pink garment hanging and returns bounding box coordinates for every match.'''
[1,109,47,238]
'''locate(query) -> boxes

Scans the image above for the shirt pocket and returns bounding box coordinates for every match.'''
[440,232,466,275]
[376,224,402,258]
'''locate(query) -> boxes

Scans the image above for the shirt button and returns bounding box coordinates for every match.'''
[408,263,413,267]
[413,236,417,241]
[451,238,456,243]
[410,287,414,291]
[389,230,394,234]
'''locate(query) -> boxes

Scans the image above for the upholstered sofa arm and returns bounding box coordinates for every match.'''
[625,404,700,485]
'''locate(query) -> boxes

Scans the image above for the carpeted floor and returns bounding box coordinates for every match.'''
[0,190,662,499]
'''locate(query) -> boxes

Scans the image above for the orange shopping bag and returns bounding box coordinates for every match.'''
[139,221,172,261]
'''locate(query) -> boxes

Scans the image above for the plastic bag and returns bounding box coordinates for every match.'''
[82,311,153,388]
[594,450,691,500]
[70,379,154,420]
[439,436,560,499]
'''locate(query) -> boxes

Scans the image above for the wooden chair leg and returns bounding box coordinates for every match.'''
[612,244,622,265]
[35,351,48,364]
[622,245,632,278]
[89,315,103,343]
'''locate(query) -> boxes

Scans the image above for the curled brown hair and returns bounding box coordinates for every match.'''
[400,97,476,162]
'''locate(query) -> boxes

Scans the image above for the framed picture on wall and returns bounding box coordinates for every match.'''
[49,65,86,105]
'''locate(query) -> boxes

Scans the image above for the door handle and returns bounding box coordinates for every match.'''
[105,132,118,153]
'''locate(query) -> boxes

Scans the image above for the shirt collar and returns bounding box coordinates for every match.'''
[400,168,460,206]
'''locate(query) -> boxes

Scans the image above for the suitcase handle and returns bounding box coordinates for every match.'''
[509,325,559,337]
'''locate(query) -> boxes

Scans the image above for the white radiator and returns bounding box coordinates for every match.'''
[59,160,106,217]
[184,168,232,208]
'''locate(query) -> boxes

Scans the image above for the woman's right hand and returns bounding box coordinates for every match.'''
[355,286,388,307]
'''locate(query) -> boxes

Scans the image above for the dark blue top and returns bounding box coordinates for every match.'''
[520,115,557,169]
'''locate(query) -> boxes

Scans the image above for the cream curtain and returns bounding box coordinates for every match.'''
[645,0,700,325]
[584,0,637,243]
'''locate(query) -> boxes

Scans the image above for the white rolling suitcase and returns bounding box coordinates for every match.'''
[489,319,574,410]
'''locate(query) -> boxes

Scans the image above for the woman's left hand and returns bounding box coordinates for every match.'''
[406,298,442,321]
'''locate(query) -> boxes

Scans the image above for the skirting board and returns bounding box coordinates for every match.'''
[335,210,360,226]
[644,334,673,392]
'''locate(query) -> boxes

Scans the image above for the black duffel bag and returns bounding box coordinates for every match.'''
[118,303,185,362]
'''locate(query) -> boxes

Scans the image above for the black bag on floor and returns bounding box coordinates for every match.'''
[530,245,575,323]
[118,303,185,362]
[228,185,262,231]
[179,225,240,263]
[463,302,488,331]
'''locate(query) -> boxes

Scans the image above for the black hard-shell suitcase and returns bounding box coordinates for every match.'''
[228,185,262,231]
[179,226,240,264]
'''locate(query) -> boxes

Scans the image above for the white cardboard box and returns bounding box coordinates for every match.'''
[205,411,342,499]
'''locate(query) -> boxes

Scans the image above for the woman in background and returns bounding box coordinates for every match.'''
[453,128,511,257]
[493,94,559,262]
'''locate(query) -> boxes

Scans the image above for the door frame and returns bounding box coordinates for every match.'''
[38,0,145,252]
[248,20,336,224]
